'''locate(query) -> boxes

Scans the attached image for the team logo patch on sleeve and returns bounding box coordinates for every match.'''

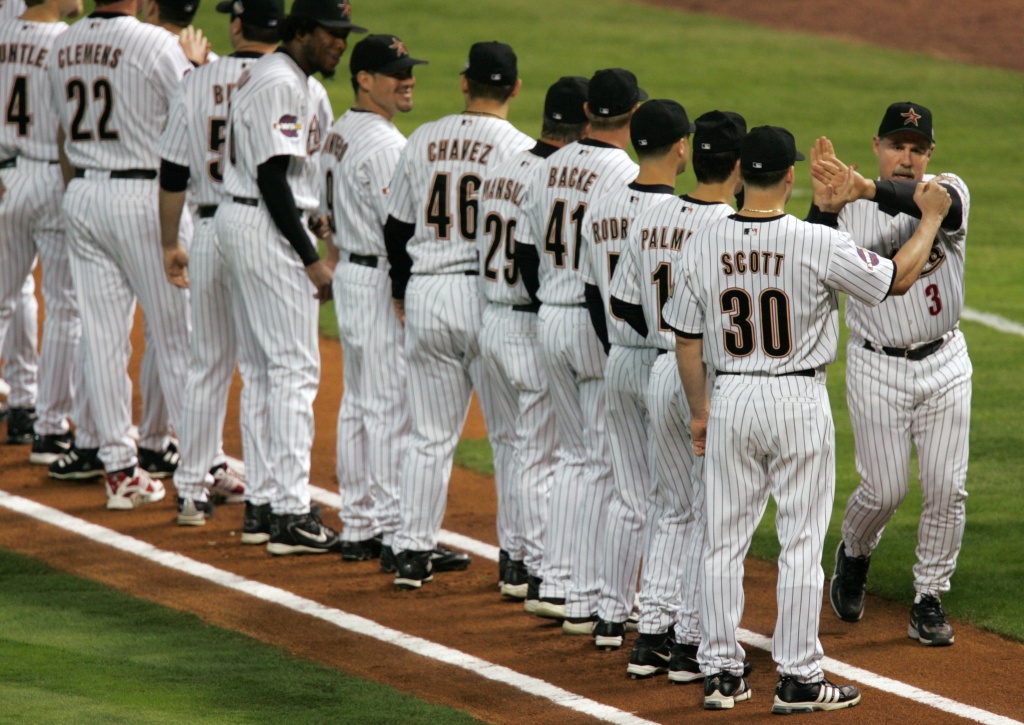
[274,114,302,138]
[857,247,880,270]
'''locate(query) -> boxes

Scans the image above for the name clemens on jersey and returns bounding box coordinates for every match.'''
[0,43,49,68]
[56,43,122,69]
[547,164,598,193]
[427,138,493,164]
[481,175,526,207]
[720,249,786,276]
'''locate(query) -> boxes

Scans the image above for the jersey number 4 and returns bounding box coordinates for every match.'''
[426,171,482,241]
[721,287,793,357]
[65,78,119,142]
[4,76,31,137]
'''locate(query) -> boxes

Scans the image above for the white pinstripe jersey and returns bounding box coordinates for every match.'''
[159,52,264,207]
[842,173,969,347]
[320,108,405,256]
[580,182,674,347]
[0,19,66,161]
[663,213,896,374]
[222,51,332,210]
[610,194,734,350]
[387,113,533,274]
[478,144,551,305]
[0,0,25,23]
[48,14,191,170]
[522,139,638,305]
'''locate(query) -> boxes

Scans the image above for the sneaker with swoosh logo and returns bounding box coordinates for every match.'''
[266,511,342,555]
[627,631,674,679]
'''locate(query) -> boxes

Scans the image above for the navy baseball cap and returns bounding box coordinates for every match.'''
[878,101,934,143]
[740,126,805,173]
[588,68,647,118]
[693,110,747,153]
[630,99,694,151]
[157,0,201,25]
[544,76,589,123]
[215,0,284,28]
[461,41,518,86]
[350,35,427,74]
[288,0,368,32]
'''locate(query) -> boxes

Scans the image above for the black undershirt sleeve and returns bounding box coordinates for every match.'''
[514,243,541,303]
[584,283,610,354]
[805,203,839,228]
[159,159,190,192]
[610,296,648,339]
[384,215,415,299]
[873,179,963,230]
[256,156,320,266]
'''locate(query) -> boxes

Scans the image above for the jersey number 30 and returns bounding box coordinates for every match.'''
[721,287,792,357]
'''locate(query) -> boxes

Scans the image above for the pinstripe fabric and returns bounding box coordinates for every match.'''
[0,0,25,22]
[0,275,37,408]
[137,320,170,452]
[0,19,66,160]
[839,173,972,598]
[321,108,409,543]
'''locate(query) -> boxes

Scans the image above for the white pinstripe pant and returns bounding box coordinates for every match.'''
[394,273,488,553]
[333,257,410,544]
[842,332,972,597]
[1,275,38,410]
[698,372,833,682]
[537,303,610,612]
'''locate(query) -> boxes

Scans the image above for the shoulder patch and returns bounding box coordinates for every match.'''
[274,114,302,138]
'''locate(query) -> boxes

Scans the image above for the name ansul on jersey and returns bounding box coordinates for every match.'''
[0,43,48,67]
[481,176,526,206]
[57,43,122,69]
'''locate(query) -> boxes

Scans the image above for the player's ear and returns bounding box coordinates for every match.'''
[460,75,470,96]
[509,78,523,99]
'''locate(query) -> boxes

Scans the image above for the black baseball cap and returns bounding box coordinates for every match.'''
[157,0,200,25]
[587,68,647,118]
[877,101,934,143]
[461,41,517,86]
[630,99,694,151]
[693,110,747,153]
[215,0,284,28]
[740,125,806,173]
[544,76,588,123]
[288,0,367,32]
[350,35,427,74]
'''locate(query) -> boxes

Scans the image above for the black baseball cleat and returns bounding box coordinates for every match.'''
[830,541,871,622]
[380,544,397,573]
[241,501,272,545]
[340,535,383,561]
[562,614,598,635]
[501,558,528,600]
[266,510,342,555]
[771,676,860,714]
[394,550,433,590]
[627,632,673,679]
[430,544,471,572]
[523,575,542,614]
[908,594,955,646]
[703,671,751,710]
[6,406,37,444]
[498,548,509,589]
[176,497,214,526]
[593,620,626,650]
[48,446,104,480]
[30,432,74,465]
[668,641,703,683]
[139,442,180,479]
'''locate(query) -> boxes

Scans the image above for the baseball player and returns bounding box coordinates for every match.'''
[611,110,746,674]
[665,125,950,713]
[516,68,642,622]
[49,0,195,509]
[216,0,357,553]
[319,34,426,561]
[143,0,213,66]
[384,41,533,589]
[813,103,972,647]
[158,0,285,526]
[0,0,82,459]
[578,99,690,642]
[477,76,590,599]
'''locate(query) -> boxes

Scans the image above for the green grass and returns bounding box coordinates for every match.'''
[0,549,481,724]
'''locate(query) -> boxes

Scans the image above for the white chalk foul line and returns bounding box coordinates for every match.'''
[0,490,656,725]
[962,307,1024,338]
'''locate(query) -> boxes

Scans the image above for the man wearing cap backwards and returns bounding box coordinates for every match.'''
[570,99,689,642]
[214,0,363,554]
[812,103,972,648]
[608,110,746,675]
[49,0,196,510]
[664,125,950,712]
[384,41,533,589]
[515,67,642,623]
[316,34,426,564]
[157,0,286,526]
[477,76,590,603]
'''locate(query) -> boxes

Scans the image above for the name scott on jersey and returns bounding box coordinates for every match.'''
[720,250,785,276]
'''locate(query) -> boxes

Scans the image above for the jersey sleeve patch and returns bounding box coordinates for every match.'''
[274,114,303,138]
[856,247,880,270]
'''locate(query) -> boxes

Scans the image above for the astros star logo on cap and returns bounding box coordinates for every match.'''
[389,37,408,57]
[901,107,922,126]
[339,2,351,18]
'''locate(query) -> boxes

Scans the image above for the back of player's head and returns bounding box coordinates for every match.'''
[587,68,646,130]
[541,76,589,143]
[280,0,367,41]
[216,0,284,42]
[630,99,694,160]
[740,125,805,188]
[877,101,934,143]
[156,0,200,27]
[692,110,746,183]
[462,41,518,102]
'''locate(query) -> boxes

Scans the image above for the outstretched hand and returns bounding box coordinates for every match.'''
[179,26,211,66]
[810,136,865,211]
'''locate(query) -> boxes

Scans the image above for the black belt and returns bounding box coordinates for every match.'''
[0,158,15,169]
[657,348,671,356]
[74,168,157,179]
[232,196,258,207]
[348,253,378,268]
[198,205,218,219]
[716,369,815,378]
[512,302,540,313]
[463,270,479,276]
[863,337,944,361]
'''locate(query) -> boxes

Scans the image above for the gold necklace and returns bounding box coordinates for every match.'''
[741,207,784,214]
[463,110,503,119]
